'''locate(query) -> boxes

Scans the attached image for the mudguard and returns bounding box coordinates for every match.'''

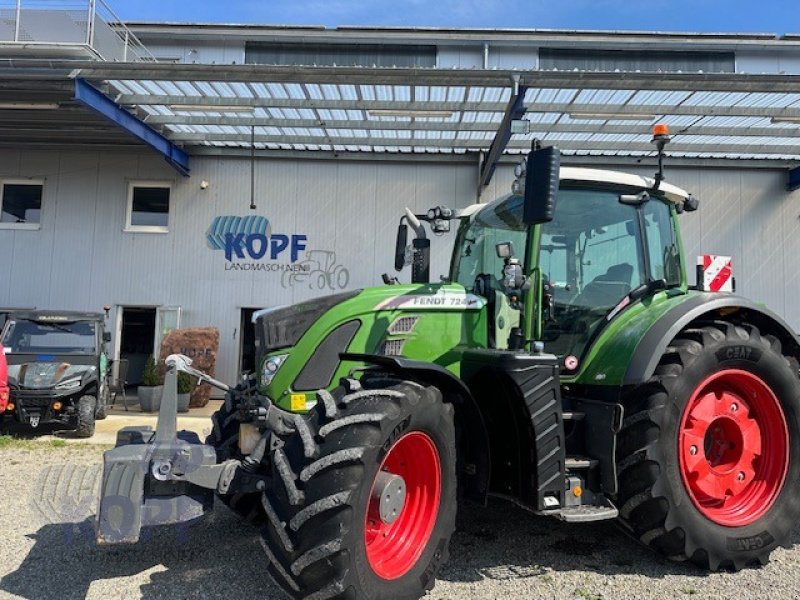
[624,293,800,385]
[341,353,491,504]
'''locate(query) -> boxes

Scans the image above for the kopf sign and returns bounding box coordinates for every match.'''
[224,233,307,262]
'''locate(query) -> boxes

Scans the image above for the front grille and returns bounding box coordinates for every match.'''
[17,397,54,408]
[255,291,359,362]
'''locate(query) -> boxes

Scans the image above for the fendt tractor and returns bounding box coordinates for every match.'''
[97,126,800,600]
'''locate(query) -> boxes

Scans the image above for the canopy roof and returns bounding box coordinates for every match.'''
[2,61,800,184]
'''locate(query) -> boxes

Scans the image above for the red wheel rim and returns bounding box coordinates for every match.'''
[365,431,442,579]
[678,369,789,526]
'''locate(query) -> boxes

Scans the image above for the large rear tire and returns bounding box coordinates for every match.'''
[261,375,457,600]
[616,321,800,570]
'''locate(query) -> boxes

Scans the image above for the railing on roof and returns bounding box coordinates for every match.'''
[0,0,156,62]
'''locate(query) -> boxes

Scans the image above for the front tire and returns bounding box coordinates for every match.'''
[75,395,96,438]
[207,391,266,524]
[261,375,456,599]
[616,321,800,570]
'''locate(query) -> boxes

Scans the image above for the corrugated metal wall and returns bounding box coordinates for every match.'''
[1,148,797,383]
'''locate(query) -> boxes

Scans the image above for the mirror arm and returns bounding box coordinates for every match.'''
[404,208,426,238]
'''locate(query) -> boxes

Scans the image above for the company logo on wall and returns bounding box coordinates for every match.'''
[206,215,349,290]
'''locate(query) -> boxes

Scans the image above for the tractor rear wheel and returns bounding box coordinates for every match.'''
[616,321,800,570]
[260,375,456,599]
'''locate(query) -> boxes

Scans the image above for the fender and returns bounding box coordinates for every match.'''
[341,352,490,504]
[624,293,800,385]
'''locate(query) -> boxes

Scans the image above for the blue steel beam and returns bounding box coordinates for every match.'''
[788,166,800,192]
[479,85,528,191]
[73,78,190,176]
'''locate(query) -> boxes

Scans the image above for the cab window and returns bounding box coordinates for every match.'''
[452,195,527,290]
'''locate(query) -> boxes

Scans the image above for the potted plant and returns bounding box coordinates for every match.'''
[138,355,163,412]
[176,372,194,413]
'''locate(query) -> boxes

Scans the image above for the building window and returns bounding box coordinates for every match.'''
[245,42,436,68]
[539,48,735,73]
[126,182,171,233]
[0,180,43,229]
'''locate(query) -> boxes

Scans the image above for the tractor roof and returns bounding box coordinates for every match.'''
[560,167,692,204]
[6,310,105,323]
[460,167,692,218]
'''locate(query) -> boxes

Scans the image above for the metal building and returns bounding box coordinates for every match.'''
[2,1,800,385]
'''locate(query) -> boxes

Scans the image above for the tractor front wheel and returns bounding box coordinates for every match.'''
[206,392,266,525]
[260,375,456,599]
[616,321,800,570]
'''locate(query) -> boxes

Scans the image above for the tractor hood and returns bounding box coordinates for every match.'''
[7,361,96,390]
[255,284,490,411]
[253,291,362,362]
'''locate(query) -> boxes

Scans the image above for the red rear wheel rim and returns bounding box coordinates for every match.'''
[678,369,789,526]
[365,431,442,579]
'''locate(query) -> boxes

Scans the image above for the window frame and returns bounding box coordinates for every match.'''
[0,178,44,230]
[125,181,172,234]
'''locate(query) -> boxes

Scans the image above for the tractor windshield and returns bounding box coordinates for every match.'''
[541,188,680,365]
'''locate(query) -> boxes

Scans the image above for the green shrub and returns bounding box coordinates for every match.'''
[177,371,195,394]
[141,355,162,387]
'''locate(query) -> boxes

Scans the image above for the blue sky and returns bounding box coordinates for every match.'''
[114,0,795,33]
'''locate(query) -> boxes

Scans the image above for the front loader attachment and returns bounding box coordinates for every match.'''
[96,356,238,544]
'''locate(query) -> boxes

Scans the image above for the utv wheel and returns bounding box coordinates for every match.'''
[261,375,456,600]
[75,395,97,438]
[206,392,266,525]
[95,387,109,420]
[616,321,800,570]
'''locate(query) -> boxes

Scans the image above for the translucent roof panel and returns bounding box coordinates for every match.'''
[101,74,800,161]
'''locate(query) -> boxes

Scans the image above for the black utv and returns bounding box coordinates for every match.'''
[1,311,111,437]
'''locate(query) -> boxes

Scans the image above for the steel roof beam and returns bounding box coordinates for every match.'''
[117,94,800,120]
[74,78,190,176]
[68,63,800,93]
[165,132,800,155]
[144,115,800,139]
[479,83,528,190]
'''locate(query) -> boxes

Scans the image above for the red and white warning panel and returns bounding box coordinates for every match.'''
[697,255,733,292]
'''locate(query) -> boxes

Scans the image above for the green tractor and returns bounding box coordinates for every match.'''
[97,131,800,600]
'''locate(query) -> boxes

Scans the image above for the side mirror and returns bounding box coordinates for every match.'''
[684,195,699,212]
[394,223,408,272]
[103,331,112,343]
[523,146,561,225]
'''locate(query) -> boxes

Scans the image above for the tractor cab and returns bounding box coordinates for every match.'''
[451,167,693,372]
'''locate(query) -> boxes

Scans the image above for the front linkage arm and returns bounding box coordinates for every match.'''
[96,354,286,544]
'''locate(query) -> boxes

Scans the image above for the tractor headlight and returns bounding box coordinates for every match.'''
[55,378,82,391]
[261,354,288,386]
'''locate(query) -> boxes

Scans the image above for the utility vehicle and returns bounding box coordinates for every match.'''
[97,129,800,600]
[2,310,111,437]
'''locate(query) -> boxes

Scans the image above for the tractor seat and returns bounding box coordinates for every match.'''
[573,263,634,309]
